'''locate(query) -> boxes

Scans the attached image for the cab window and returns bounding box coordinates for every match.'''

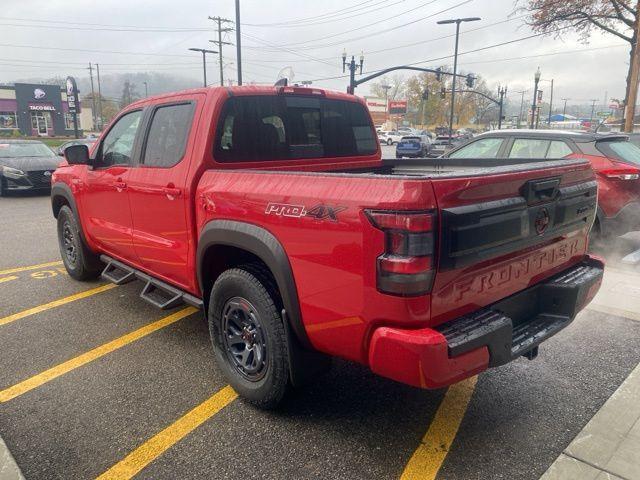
[449,138,504,159]
[97,110,142,168]
[142,103,194,168]
[214,96,376,162]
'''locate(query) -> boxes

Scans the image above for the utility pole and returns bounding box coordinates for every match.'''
[437,17,481,145]
[624,0,640,132]
[547,78,554,125]
[515,90,527,128]
[87,63,97,131]
[562,98,570,117]
[235,0,242,85]
[531,67,541,129]
[143,81,148,97]
[96,63,103,130]
[208,16,234,86]
[188,47,217,87]
[590,99,598,124]
[497,85,507,130]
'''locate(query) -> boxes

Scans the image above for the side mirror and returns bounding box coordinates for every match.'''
[64,144,90,165]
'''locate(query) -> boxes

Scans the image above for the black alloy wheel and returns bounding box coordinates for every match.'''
[222,296,268,381]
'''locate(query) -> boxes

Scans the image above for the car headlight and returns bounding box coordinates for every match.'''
[1,166,26,179]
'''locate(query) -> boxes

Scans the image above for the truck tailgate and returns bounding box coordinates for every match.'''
[428,158,597,326]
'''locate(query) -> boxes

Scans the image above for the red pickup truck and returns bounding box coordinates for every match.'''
[52,85,603,408]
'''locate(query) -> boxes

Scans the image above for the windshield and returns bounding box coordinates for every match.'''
[596,139,640,166]
[401,137,420,141]
[0,142,56,158]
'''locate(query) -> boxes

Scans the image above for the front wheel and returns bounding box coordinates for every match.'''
[57,205,102,280]
[209,266,290,409]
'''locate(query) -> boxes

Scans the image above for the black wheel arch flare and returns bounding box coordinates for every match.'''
[197,220,311,349]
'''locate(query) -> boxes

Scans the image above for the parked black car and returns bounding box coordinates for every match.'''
[0,140,60,196]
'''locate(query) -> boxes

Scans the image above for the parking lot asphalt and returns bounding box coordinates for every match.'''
[1,193,640,480]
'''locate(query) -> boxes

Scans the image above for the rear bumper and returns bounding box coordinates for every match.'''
[368,256,604,389]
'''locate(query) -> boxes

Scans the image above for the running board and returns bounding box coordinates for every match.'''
[99,255,203,310]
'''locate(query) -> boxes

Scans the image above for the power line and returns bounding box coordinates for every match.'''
[252,0,442,48]
[244,0,472,51]
[242,0,384,27]
[244,0,409,28]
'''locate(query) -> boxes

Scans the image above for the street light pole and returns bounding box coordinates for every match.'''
[342,50,364,94]
[497,85,507,130]
[531,67,541,129]
[235,0,242,85]
[437,17,481,145]
[562,98,570,117]
[548,79,554,125]
[381,84,391,122]
[143,81,148,97]
[590,99,598,124]
[189,47,217,87]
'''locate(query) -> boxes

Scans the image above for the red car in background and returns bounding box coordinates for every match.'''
[444,130,640,239]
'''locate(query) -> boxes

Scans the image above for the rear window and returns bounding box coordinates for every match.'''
[401,136,420,141]
[215,95,377,162]
[596,139,640,166]
[0,142,55,158]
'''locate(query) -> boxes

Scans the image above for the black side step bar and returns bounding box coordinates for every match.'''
[100,255,203,310]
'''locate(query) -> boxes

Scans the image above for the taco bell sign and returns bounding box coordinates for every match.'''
[66,76,80,114]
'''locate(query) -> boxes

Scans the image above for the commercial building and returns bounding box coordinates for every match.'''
[0,83,94,137]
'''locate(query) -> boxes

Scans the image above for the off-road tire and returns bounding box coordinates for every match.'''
[57,205,102,280]
[209,266,290,409]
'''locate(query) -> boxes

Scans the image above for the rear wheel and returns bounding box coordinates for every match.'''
[209,266,290,409]
[57,205,102,280]
[386,138,393,145]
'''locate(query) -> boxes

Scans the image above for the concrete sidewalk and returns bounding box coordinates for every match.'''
[540,360,640,480]
[0,435,24,480]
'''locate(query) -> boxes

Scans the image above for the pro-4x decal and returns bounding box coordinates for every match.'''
[265,202,346,222]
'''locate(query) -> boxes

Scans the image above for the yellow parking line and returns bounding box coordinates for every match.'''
[0,275,18,284]
[96,385,237,480]
[0,306,197,403]
[0,284,117,327]
[400,376,477,480]
[0,261,63,276]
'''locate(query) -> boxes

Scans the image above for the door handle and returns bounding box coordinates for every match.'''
[162,187,181,198]
[113,181,127,191]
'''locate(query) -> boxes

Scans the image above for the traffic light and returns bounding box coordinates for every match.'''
[435,67,442,82]
[466,74,475,88]
[422,89,429,100]
[440,86,446,98]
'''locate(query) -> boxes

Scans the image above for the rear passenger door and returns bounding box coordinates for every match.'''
[126,96,201,290]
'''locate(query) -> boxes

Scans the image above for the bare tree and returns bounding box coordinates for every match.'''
[517,0,639,131]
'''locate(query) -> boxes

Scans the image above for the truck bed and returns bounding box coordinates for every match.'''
[347,157,590,179]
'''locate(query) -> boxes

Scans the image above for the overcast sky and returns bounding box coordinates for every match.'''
[0,0,630,107]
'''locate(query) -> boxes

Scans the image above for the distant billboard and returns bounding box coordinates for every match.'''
[388,100,407,115]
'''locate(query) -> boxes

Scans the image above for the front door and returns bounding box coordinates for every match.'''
[82,109,143,262]
[126,98,199,290]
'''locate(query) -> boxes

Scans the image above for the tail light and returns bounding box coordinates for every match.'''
[366,210,436,296]
[600,166,640,180]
